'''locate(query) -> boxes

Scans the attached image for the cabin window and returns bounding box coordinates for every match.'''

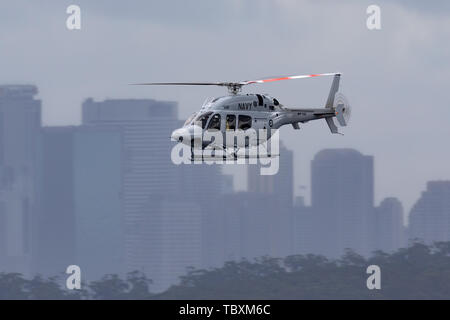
[238,115,252,130]
[207,113,221,130]
[226,114,236,130]
[256,94,263,106]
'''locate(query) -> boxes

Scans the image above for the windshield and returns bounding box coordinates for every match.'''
[194,112,213,129]
[183,112,197,127]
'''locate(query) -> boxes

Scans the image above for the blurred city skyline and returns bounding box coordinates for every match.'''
[1,84,449,292]
[0,81,445,215]
[2,1,450,213]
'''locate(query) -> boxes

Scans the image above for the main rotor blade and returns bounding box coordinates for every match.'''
[130,82,227,86]
[130,72,341,93]
[241,72,341,85]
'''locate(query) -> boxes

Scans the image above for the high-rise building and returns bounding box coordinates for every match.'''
[311,149,374,258]
[292,196,315,255]
[34,127,76,276]
[203,191,291,268]
[137,195,202,292]
[72,126,124,279]
[408,181,450,244]
[82,98,180,273]
[245,142,294,257]
[34,126,124,279]
[372,197,405,253]
[247,142,294,207]
[0,85,41,276]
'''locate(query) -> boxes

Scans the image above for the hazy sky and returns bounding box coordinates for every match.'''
[1,1,449,217]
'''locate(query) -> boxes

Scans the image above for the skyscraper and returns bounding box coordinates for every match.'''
[34,127,76,276]
[408,181,450,244]
[137,195,202,292]
[0,85,41,276]
[72,126,124,279]
[34,126,124,278]
[311,149,374,258]
[292,196,315,255]
[247,142,294,207]
[203,187,295,269]
[372,197,405,253]
[82,98,180,273]
[245,142,294,257]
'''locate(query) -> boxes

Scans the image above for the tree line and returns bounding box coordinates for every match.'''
[1,242,450,299]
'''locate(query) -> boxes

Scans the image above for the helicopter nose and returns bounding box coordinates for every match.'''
[171,125,202,144]
[171,128,188,143]
[171,130,180,142]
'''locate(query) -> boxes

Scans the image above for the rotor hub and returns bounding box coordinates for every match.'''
[227,83,242,95]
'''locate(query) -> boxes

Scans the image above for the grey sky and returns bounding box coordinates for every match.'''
[1,1,449,217]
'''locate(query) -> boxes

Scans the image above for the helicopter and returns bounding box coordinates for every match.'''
[133,72,351,160]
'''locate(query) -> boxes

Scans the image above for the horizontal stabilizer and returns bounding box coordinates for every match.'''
[325,117,340,134]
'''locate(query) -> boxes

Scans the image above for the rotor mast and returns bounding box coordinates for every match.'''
[226,83,243,95]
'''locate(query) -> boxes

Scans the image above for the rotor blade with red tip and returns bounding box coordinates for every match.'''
[241,72,341,85]
[130,82,226,86]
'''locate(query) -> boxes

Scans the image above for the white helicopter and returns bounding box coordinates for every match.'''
[134,72,351,159]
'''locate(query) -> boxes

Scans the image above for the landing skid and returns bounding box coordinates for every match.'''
[190,154,279,161]
[189,146,279,162]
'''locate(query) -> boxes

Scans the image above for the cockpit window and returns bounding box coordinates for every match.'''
[207,113,221,130]
[212,97,224,103]
[194,112,213,129]
[183,112,197,127]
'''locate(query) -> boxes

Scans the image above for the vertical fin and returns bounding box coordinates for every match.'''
[325,74,341,109]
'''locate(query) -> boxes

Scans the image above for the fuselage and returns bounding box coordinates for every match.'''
[171,93,336,149]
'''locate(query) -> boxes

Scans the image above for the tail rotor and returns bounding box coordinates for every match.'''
[334,93,351,126]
